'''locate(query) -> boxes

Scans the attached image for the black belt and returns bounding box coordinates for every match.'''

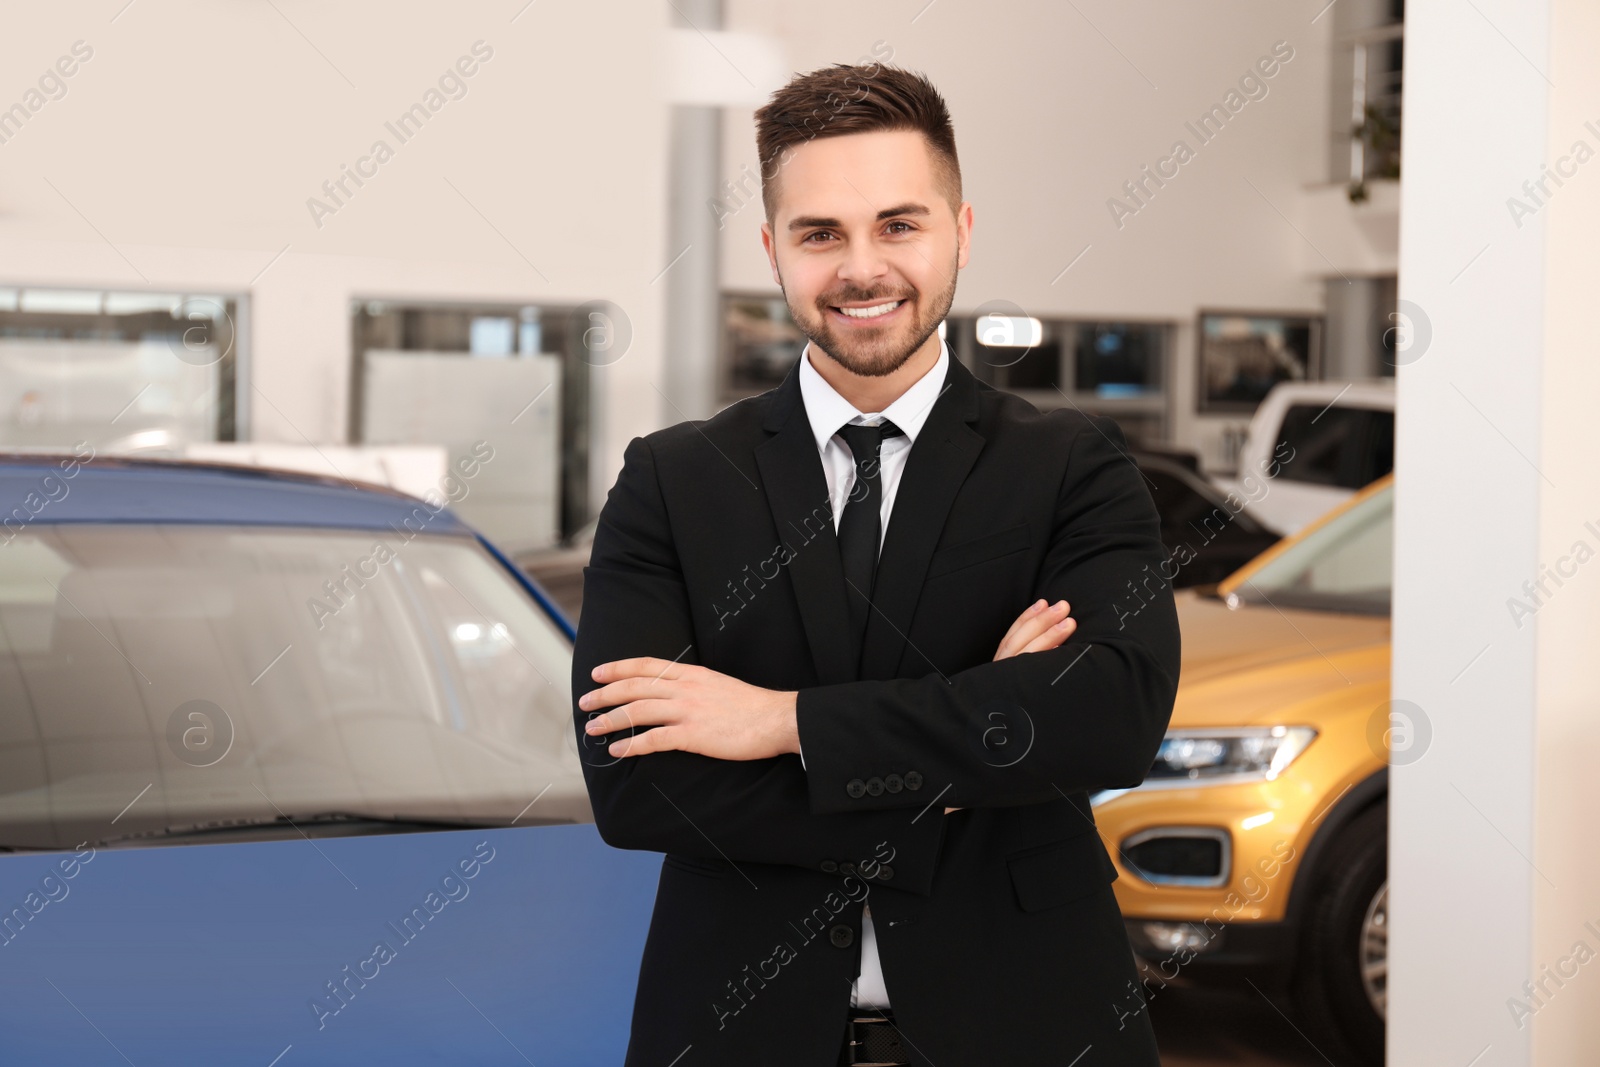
[838,1007,910,1066]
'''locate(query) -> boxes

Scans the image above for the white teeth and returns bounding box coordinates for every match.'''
[837,300,902,319]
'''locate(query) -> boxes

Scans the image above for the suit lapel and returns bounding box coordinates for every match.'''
[754,363,858,686]
[859,355,985,679]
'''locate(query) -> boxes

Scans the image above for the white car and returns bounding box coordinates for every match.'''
[1215,379,1394,536]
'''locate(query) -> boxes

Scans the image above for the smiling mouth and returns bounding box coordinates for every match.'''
[830,299,906,321]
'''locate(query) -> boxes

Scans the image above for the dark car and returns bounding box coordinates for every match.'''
[1133,451,1281,588]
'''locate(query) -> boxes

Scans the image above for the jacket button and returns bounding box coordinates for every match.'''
[876,865,894,881]
[884,774,903,793]
[865,777,885,796]
[829,924,854,949]
[846,778,867,798]
[904,771,923,791]
[820,860,838,873]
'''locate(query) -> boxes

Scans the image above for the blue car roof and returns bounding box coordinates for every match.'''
[0,453,474,534]
[0,453,578,639]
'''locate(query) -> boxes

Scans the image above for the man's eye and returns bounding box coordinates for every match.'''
[803,231,834,244]
[886,221,913,234]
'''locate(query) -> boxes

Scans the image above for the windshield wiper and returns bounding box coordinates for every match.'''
[147,811,478,840]
[84,811,535,849]
[0,810,576,853]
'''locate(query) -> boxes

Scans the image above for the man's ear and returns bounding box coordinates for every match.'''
[955,201,974,270]
[759,221,782,286]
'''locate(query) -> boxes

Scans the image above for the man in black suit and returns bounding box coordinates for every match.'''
[574,62,1180,1066]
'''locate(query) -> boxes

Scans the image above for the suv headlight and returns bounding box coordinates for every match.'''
[1146,726,1317,783]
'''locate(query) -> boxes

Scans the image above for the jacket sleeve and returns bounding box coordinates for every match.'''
[572,435,948,895]
[793,415,1182,815]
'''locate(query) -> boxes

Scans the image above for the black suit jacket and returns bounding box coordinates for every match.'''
[572,353,1181,1066]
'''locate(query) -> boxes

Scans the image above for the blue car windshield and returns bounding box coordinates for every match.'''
[0,524,589,852]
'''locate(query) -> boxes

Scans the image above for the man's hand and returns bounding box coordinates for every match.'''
[992,598,1075,660]
[580,658,799,761]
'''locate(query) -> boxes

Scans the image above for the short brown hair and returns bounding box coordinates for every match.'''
[753,62,961,223]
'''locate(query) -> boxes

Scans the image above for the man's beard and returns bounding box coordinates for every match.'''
[781,251,959,379]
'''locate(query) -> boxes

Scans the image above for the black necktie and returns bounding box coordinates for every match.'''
[835,419,905,668]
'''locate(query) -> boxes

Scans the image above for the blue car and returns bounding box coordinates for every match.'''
[0,454,659,1066]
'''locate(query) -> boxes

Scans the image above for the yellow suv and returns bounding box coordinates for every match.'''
[1096,473,1395,1064]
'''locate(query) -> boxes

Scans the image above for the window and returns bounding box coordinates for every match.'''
[1197,311,1322,413]
[958,317,1166,395]
[351,299,595,543]
[713,297,1173,447]
[1232,482,1393,615]
[954,314,1172,446]
[1276,404,1394,489]
[1072,323,1163,398]
[0,287,241,450]
[0,524,587,852]
[720,294,806,395]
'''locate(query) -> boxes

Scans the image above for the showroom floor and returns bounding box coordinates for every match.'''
[1150,983,1334,1066]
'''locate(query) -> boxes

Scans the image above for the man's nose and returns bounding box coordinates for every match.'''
[836,237,889,286]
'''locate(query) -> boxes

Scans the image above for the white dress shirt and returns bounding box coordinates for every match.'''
[793,335,951,1010]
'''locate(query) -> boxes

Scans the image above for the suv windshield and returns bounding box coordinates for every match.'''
[1225,481,1393,615]
[0,524,588,851]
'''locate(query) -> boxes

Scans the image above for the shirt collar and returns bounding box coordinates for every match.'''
[797,336,951,455]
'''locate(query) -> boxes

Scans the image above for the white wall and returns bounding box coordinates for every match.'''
[1395,0,1600,1062]
[718,0,1336,469]
[1,2,1368,498]
[0,0,670,515]
[1527,0,1600,1059]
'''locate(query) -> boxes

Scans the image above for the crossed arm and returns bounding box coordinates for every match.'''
[572,419,1181,890]
[580,598,1078,814]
